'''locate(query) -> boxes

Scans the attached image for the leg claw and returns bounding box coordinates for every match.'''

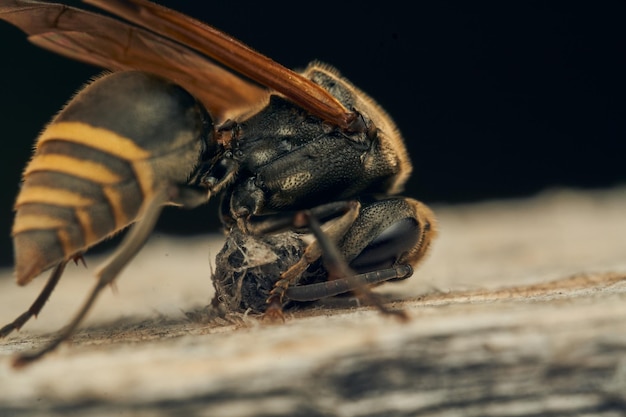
[263,297,286,322]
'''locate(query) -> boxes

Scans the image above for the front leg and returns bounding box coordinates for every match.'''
[213,197,436,319]
[284,197,437,317]
[262,201,361,319]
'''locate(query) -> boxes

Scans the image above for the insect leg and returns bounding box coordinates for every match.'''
[243,201,355,235]
[12,187,169,368]
[298,209,409,320]
[286,264,413,301]
[285,197,436,317]
[0,261,67,338]
[263,201,360,319]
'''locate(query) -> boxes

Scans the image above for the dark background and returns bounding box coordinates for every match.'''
[0,1,625,266]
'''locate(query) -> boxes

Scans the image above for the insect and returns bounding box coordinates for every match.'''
[210,199,433,317]
[210,228,309,316]
[0,0,437,366]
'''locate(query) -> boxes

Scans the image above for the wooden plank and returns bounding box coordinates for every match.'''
[0,187,625,416]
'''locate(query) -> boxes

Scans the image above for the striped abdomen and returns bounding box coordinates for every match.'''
[12,72,211,285]
[13,121,156,285]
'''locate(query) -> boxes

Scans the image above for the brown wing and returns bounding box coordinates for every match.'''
[0,0,268,123]
[85,0,354,130]
[0,0,355,128]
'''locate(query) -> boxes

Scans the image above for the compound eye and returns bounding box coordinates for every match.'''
[350,217,419,273]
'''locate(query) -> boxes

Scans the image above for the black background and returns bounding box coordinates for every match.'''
[0,1,625,266]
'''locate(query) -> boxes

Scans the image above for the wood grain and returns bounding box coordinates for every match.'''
[1,187,625,417]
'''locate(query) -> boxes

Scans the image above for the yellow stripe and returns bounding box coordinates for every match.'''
[103,185,128,229]
[12,214,66,235]
[75,207,99,245]
[15,186,94,208]
[24,154,123,185]
[56,228,75,257]
[132,160,156,200]
[38,121,151,161]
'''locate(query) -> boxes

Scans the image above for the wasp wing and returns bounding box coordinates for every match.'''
[0,0,268,123]
[85,0,353,129]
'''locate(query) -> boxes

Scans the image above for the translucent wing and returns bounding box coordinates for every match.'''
[0,0,265,123]
[0,0,354,127]
[85,0,353,129]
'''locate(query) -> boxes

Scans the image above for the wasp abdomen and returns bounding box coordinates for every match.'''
[12,72,210,285]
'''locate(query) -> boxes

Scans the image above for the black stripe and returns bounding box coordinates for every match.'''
[36,139,136,184]
[30,141,146,230]
[16,203,84,252]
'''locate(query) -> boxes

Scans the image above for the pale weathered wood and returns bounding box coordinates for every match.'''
[0,187,625,416]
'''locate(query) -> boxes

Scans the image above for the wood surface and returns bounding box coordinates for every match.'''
[1,187,625,417]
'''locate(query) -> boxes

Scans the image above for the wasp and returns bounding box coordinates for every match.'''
[0,0,437,366]
[211,199,434,317]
